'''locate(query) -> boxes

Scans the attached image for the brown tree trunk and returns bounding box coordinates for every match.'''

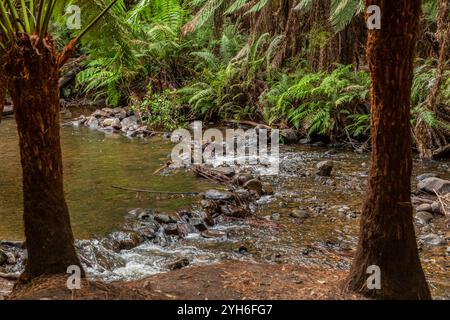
[344,0,431,299]
[5,34,82,279]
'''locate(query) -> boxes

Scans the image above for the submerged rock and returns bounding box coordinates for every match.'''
[203,189,233,201]
[167,258,190,270]
[290,209,308,219]
[316,160,333,177]
[107,231,144,251]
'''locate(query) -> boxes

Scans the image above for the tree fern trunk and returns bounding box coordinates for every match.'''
[6,34,82,279]
[344,0,431,299]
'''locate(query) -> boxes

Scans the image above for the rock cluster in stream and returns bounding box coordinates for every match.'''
[0,169,275,274]
[70,107,156,138]
[412,175,449,248]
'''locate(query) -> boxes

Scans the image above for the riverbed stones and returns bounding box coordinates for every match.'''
[167,258,190,270]
[234,173,254,186]
[290,209,308,219]
[415,211,433,225]
[108,231,144,251]
[419,233,445,246]
[416,173,438,182]
[121,116,138,130]
[190,218,208,232]
[203,189,233,201]
[316,160,333,177]
[417,177,450,195]
[92,109,108,118]
[86,117,99,129]
[164,223,179,236]
[243,179,263,195]
[154,214,171,224]
[431,201,443,215]
[416,203,432,212]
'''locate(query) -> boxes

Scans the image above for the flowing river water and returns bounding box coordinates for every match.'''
[0,116,449,298]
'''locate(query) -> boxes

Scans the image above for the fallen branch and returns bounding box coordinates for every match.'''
[432,144,450,159]
[112,185,199,195]
[434,189,449,216]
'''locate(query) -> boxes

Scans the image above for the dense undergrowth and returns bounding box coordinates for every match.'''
[55,0,449,146]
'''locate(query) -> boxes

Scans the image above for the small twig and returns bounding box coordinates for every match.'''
[434,189,449,216]
[112,185,200,195]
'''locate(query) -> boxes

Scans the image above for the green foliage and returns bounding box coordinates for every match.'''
[135,90,185,131]
[271,65,370,137]
[411,58,450,128]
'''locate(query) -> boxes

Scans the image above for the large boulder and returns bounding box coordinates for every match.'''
[417,177,450,195]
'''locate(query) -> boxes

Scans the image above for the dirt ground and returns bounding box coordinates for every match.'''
[3,262,363,300]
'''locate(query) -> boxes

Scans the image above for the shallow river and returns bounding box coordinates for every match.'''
[0,117,448,298]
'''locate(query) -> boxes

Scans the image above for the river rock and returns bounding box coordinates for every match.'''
[431,201,443,215]
[416,203,432,212]
[128,208,148,219]
[121,116,138,130]
[154,214,171,224]
[299,138,311,144]
[176,222,195,238]
[415,211,433,225]
[190,218,208,232]
[108,231,144,251]
[71,115,86,127]
[214,167,236,177]
[290,209,308,219]
[234,173,254,186]
[281,129,298,144]
[271,212,281,221]
[164,223,179,236]
[102,118,115,127]
[86,117,99,129]
[167,258,190,270]
[417,177,450,195]
[203,189,233,201]
[416,173,438,182]
[420,233,445,246]
[92,109,108,118]
[243,179,263,195]
[316,160,333,176]
[262,184,274,195]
